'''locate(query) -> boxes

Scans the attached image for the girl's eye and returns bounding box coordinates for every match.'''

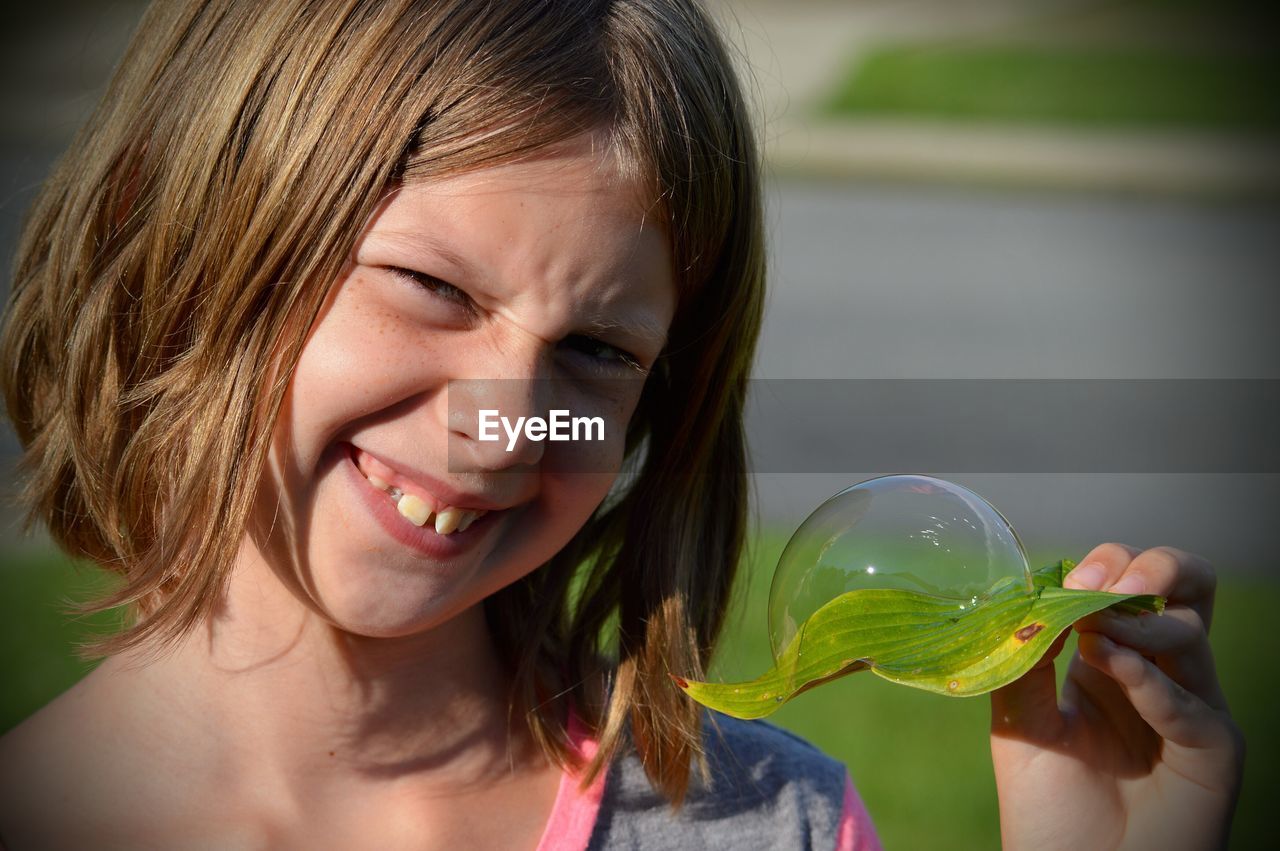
[387,265,643,373]
[387,266,473,309]
[563,335,644,373]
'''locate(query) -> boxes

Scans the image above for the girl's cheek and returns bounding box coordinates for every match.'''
[542,472,618,538]
[551,399,632,475]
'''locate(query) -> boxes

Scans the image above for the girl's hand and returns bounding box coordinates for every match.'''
[988,543,1245,850]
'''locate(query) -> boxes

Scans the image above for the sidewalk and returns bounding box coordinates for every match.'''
[708,0,1280,197]
[766,120,1280,197]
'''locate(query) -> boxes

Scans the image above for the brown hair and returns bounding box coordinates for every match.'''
[0,0,764,806]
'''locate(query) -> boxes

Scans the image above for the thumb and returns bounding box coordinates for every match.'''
[990,630,1068,740]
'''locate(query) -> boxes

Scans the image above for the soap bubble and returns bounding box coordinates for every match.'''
[767,474,1035,662]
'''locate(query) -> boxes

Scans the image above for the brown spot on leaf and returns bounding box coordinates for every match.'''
[670,674,689,689]
[1015,623,1046,642]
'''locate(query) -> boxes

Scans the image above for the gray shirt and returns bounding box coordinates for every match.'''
[586,710,871,850]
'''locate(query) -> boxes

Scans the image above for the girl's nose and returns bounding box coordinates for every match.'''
[447,375,551,471]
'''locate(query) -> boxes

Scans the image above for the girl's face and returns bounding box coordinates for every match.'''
[247,134,675,637]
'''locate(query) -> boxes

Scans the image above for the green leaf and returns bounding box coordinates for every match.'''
[674,559,1165,719]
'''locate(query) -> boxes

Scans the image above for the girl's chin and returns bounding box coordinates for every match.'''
[304,530,529,639]
[310,580,478,640]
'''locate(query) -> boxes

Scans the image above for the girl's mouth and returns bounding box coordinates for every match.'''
[342,443,502,553]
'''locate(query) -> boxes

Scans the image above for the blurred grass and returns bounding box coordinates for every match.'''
[825,43,1280,131]
[0,548,121,733]
[2,541,1275,848]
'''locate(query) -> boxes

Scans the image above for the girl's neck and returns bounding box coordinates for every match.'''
[100,543,549,803]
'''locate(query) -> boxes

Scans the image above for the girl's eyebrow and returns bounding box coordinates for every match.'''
[375,229,476,278]
[580,313,670,349]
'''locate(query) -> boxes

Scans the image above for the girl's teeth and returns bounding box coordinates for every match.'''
[434,507,464,535]
[396,493,431,527]
[361,466,488,535]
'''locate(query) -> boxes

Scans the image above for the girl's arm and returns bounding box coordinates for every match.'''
[989,543,1244,850]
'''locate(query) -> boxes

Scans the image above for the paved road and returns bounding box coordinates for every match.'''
[758,181,1279,380]
[749,181,1279,571]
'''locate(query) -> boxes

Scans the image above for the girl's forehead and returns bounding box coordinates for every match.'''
[367,138,667,264]
[401,133,653,208]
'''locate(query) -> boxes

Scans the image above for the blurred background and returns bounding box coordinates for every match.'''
[2,0,1277,847]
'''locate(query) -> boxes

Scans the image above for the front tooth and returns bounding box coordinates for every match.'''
[434,507,464,535]
[455,510,478,532]
[396,493,431,527]
[367,473,390,491]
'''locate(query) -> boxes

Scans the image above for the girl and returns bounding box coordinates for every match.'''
[0,1,1243,848]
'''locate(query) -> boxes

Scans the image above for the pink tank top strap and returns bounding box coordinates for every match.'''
[533,705,607,851]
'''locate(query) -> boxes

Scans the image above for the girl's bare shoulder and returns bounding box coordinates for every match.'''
[0,671,142,845]
[0,668,224,849]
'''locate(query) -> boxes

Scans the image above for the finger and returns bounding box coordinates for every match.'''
[1075,605,1202,657]
[990,631,1069,740]
[1063,648,1160,749]
[1106,546,1218,632]
[1064,544,1219,633]
[1076,632,1235,751]
[1074,606,1226,708]
[1062,542,1143,591]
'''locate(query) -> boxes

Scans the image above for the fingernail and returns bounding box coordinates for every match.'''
[1109,574,1146,596]
[1065,563,1105,590]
